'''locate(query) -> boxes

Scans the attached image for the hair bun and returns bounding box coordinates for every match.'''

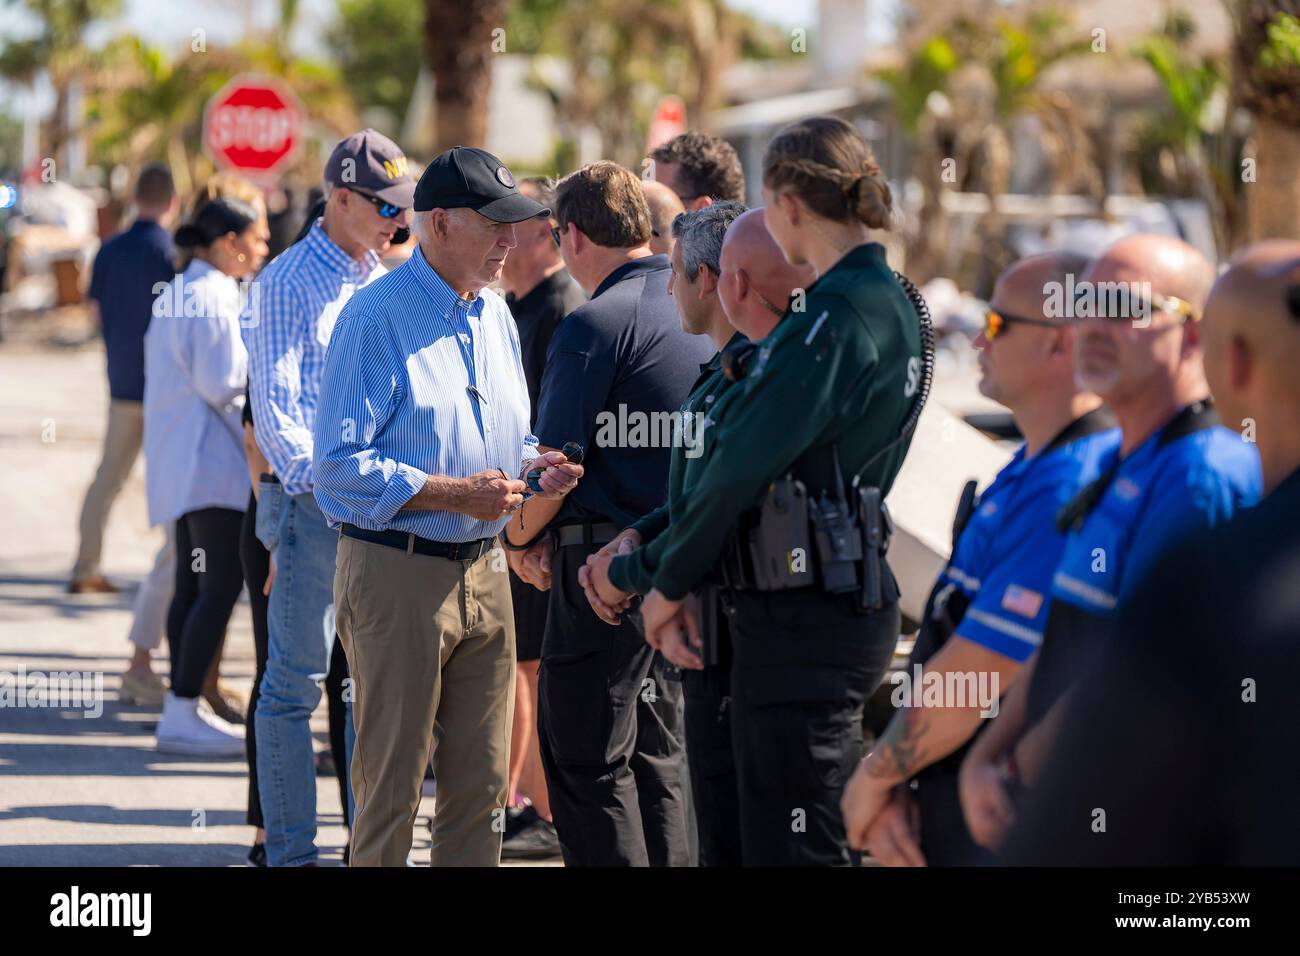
[174,224,205,249]
[852,174,892,231]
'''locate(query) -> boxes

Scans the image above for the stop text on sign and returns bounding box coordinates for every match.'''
[209,106,297,152]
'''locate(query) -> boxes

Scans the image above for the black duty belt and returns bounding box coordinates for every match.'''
[340,523,494,561]
[552,521,620,549]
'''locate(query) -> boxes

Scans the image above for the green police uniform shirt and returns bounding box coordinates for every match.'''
[650,242,923,601]
[608,331,749,596]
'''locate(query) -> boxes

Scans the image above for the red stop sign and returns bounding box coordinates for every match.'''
[203,74,304,177]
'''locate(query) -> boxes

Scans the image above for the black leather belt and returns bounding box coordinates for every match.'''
[340,523,495,561]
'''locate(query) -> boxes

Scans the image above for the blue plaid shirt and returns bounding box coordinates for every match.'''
[312,246,539,542]
[246,221,384,495]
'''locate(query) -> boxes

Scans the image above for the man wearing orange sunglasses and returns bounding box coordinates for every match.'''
[958,234,1261,854]
[842,251,1121,864]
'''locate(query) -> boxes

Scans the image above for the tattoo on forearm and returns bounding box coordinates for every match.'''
[867,707,928,781]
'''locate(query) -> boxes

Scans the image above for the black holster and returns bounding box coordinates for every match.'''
[721,476,896,612]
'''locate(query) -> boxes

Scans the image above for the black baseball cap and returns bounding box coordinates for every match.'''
[324,129,416,208]
[414,146,549,222]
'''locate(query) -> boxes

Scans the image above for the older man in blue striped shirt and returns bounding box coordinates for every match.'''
[247,129,414,867]
[314,147,583,867]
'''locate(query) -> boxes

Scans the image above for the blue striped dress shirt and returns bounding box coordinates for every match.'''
[246,220,384,495]
[312,246,539,542]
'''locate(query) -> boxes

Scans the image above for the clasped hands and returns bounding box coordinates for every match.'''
[572,531,705,670]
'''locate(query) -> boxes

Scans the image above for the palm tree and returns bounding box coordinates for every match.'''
[1234,1,1300,240]
[86,37,226,198]
[505,0,790,170]
[1131,17,1228,249]
[424,0,509,151]
[0,0,124,169]
[882,4,1096,287]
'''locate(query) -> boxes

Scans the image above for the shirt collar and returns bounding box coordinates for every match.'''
[306,220,380,282]
[409,245,486,319]
[704,331,746,374]
[592,254,669,299]
[510,268,569,309]
[803,242,887,296]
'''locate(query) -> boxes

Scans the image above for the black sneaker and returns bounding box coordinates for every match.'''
[501,818,561,860]
[503,803,539,841]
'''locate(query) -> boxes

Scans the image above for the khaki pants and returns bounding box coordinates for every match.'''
[335,535,516,867]
[72,399,144,581]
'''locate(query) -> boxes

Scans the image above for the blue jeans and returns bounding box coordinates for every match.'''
[254,484,355,866]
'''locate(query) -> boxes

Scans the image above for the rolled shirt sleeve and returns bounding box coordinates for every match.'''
[312,309,428,528]
[248,277,316,492]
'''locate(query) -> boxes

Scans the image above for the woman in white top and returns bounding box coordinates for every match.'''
[144,196,269,755]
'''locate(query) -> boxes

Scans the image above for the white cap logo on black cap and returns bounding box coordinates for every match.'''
[496,166,514,188]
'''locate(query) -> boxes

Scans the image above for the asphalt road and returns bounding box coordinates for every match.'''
[0,333,406,866]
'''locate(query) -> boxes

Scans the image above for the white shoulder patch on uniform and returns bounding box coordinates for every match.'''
[804,310,829,345]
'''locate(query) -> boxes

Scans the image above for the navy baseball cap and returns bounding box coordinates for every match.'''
[324,129,416,208]
[414,146,549,222]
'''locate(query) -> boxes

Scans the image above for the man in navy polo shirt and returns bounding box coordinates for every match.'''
[840,252,1121,865]
[505,161,714,866]
[70,164,179,705]
[70,163,179,596]
[958,234,1262,852]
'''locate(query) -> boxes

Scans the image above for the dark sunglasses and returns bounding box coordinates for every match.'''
[984,308,1061,341]
[349,188,405,220]
[550,225,563,248]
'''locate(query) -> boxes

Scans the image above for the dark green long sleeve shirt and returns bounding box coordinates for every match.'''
[648,243,922,601]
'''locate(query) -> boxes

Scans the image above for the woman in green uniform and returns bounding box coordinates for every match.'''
[639,115,931,865]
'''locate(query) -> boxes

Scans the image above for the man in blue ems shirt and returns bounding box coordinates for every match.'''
[841,253,1120,864]
[958,234,1262,853]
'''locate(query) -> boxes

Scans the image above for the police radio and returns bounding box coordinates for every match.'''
[526,441,584,494]
[722,270,935,607]
[811,445,863,594]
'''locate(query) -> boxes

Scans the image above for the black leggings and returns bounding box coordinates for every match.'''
[240,492,271,828]
[241,490,351,831]
[325,636,351,830]
[167,507,245,699]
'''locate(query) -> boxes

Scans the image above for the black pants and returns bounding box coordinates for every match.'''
[167,507,245,699]
[915,768,996,866]
[537,540,689,866]
[325,634,350,830]
[682,604,741,866]
[725,588,899,866]
[240,493,271,828]
[241,490,350,831]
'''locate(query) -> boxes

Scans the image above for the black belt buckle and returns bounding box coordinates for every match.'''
[447,538,489,561]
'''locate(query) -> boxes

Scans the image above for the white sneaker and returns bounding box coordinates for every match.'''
[156,692,245,756]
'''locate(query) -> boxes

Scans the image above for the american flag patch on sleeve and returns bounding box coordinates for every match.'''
[1001,584,1044,620]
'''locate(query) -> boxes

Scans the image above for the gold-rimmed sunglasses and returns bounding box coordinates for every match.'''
[1072,289,1201,326]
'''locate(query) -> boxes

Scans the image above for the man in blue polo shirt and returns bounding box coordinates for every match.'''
[958,234,1262,852]
[840,252,1120,864]
[70,164,179,705]
[504,161,714,866]
[70,163,179,595]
